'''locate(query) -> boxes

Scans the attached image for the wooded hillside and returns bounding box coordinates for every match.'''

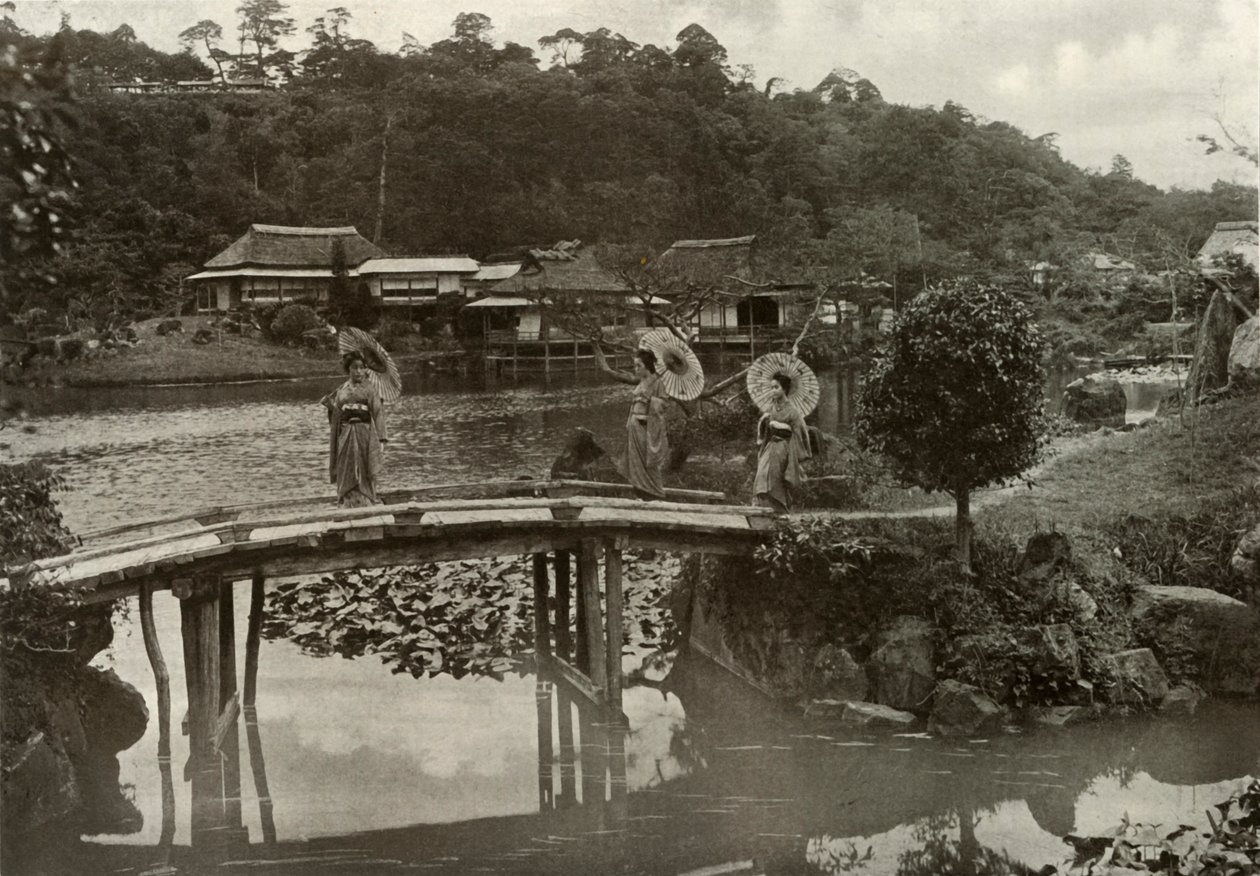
[2,8,1256,340]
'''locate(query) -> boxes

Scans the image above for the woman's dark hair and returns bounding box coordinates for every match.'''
[636,349,657,372]
[772,373,792,394]
[342,351,366,372]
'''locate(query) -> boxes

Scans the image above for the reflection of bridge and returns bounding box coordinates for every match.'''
[3,481,775,869]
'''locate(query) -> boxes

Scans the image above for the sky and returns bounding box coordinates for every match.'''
[13,0,1260,192]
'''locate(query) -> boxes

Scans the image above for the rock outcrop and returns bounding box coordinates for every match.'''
[1228,316,1259,387]
[549,427,608,479]
[839,701,917,728]
[1062,374,1126,429]
[1105,648,1170,706]
[1130,584,1260,695]
[928,680,1005,737]
[810,644,867,703]
[866,616,936,712]
[1186,290,1240,403]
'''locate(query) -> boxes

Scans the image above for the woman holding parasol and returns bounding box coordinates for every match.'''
[605,328,704,500]
[747,352,817,512]
[321,327,401,507]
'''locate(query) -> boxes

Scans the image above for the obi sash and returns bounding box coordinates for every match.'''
[340,402,372,425]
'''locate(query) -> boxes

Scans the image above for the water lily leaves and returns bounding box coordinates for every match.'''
[261,552,684,681]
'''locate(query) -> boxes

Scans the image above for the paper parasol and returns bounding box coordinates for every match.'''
[638,328,705,401]
[338,327,402,403]
[746,352,819,418]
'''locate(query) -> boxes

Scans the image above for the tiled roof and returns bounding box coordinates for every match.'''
[204,225,383,269]
[358,257,480,274]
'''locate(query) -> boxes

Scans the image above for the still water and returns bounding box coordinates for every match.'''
[3,364,1171,532]
[5,366,1246,875]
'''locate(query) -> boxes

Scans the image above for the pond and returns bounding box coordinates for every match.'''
[5,363,1243,875]
[3,362,1170,532]
[19,586,1260,874]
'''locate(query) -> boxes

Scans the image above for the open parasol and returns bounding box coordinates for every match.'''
[638,328,705,401]
[337,327,402,403]
[746,352,819,418]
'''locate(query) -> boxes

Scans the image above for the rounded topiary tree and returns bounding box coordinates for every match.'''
[856,280,1048,572]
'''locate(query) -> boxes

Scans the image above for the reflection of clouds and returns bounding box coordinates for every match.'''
[96,593,541,844]
[806,801,1069,875]
[623,687,697,791]
[1075,771,1253,835]
[257,716,536,837]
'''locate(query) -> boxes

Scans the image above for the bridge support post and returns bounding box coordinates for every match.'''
[532,553,551,657]
[218,579,243,832]
[555,551,571,662]
[577,539,607,693]
[535,679,554,810]
[556,686,577,808]
[244,574,277,844]
[177,576,222,848]
[139,585,176,863]
[602,537,625,711]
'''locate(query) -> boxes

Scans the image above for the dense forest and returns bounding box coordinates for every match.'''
[2,3,1256,350]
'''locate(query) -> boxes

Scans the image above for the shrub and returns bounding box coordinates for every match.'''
[58,337,84,360]
[857,280,1048,571]
[269,304,323,345]
[0,462,73,566]
[375,317,413,345]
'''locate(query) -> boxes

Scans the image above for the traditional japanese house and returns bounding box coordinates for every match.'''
[188,224,383,313]
[652,236,815,354]
[357,257,480,319]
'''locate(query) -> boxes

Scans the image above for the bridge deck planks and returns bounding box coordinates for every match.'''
[3,488,776,599]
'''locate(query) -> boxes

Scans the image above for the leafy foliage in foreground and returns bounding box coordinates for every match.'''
[1059,778,1259,875]
[0,461,73,566]
[262,553,680,679]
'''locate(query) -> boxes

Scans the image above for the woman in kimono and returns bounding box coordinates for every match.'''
[321,351,388,507]
[753,373,811,512]
[617,349,670,499]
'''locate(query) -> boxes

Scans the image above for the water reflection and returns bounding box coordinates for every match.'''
[9,584,1247,876]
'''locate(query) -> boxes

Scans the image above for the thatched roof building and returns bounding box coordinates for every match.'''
[1197,220,1259,271]
[203,224,383,270]
[189,224,384,312]
[489,242,628,295]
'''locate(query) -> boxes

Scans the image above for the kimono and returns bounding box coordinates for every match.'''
[321,379,388,507]
[753,400,811,511]
[624,373,670,499]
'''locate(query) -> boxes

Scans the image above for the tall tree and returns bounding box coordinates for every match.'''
[235,0,295,79]
[856,282,1048,573]
[178,19,230,82]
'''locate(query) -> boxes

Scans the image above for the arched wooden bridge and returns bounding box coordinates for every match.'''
[4,478,775,711]
[3,479,779,857]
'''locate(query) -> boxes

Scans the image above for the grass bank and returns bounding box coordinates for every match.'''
[17,318,466,387]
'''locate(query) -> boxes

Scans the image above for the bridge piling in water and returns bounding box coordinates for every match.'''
[577,539,607,695]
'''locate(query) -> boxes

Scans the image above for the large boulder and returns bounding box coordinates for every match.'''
[1131,584,1260,695]
[549,427,608,479]
[810,644,867,702]
[1186,290,1240,403]
[928,680,1005,737]
[1062,374,1126,429]
[1018,531,1073,585]
[1105,648,1169,705]
[1232,522,1260,605]
[1015,623,1081,679]
[0,732,80,837]
[866,616,936,712]
[1228,316,1259,387]
[839,701,916,728]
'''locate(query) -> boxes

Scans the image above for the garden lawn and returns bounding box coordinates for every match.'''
[976,392,1260,534]
[30,317,344,386]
